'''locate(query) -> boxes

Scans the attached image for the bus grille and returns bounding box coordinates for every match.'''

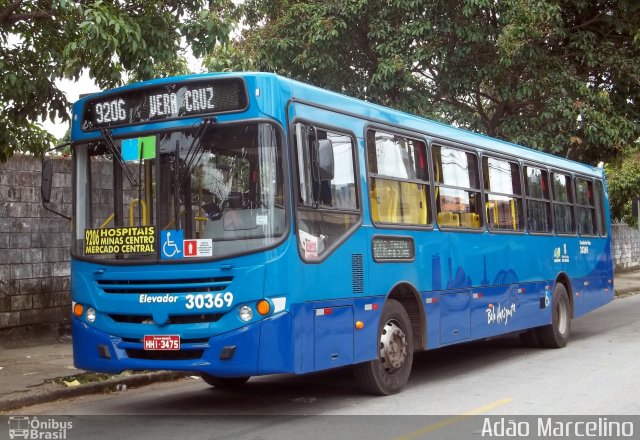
[108,313,223,324]
[125,349,204,361]
[96,276,233,294]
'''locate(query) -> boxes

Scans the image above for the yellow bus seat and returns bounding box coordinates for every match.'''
[461,212,481,228]
[400,182,428,225]
[371,180,400,223]
[485,201,498,228]
[370,189,381,223]
[438,211,460,227]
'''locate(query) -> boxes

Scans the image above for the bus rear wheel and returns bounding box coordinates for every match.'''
[201,374,250,389]
[537,283,571,348]
[354,299,413,395]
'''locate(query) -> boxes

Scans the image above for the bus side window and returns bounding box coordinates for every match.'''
[482,156,523,232]
[294,123,359,260]
[366,130,430,226]
[432,144,482,229]
[594,180,607,236]
[551,172,576,234]
[576,177,597,236]
[524,165,552,233]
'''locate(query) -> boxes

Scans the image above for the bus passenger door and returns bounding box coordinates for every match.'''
[439,289,471,345]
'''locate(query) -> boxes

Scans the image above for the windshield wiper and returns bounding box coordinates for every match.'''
[178,117,216,186]
[170,117,216,233]
[100,128,139,189]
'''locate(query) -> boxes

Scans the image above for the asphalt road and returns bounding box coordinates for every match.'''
[6,295,640,439]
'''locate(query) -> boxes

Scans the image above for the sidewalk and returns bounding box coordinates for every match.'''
[1,270,639,412]
[612,270,640,296]
[0,337,188,412]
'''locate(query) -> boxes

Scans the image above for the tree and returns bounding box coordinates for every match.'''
[0,0,238,161]
[605,150,640,227]
[216,0,640,165]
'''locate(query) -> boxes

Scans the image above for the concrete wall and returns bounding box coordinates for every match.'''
[612,223,640,272]
[1,155,640,338]
[0,155,72,339]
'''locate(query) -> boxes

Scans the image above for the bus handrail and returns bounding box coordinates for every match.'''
[99,198,148,229]
[129,199,148,226]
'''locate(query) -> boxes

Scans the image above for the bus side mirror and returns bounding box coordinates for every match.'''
[317,139,334,181]
[41,158,53,204]
[40,157,71,220]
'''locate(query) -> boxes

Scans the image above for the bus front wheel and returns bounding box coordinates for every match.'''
[537,283,571,348]
[354,299,413,395]
[201,374,250,389]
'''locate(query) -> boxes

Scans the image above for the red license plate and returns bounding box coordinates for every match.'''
[143,335,180,351]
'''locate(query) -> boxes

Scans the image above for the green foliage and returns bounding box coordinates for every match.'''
[0,0,237,160]
[215,0,640,165]
[605,151,640,227]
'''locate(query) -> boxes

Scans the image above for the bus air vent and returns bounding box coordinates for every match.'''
[96,277,233,294]
[109,313,223,324]
[109,314,152,324]
[125,349,204,361]
[168,314,223,324]
[352,254,364,294]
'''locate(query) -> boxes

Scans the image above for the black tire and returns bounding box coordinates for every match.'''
[537,283,571,348]
[201,374,250,388]
[354,299,413,395]
[519,328,541,348]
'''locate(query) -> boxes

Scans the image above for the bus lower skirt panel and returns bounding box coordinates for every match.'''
[71,312,295,377]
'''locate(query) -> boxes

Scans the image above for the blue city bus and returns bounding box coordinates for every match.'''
[63,72,613,395]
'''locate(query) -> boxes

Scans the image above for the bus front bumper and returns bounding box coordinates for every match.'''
[72,311,295,377]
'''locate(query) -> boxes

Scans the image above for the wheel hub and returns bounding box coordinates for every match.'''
[380,320,408,372]
[558,298,568,334]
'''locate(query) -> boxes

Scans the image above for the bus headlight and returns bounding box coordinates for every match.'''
[86,307,97,323]
[239,305,253,322]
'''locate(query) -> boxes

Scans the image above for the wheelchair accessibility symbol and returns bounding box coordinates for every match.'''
[160,230,183,260]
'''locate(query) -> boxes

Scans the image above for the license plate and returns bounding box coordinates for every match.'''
[143,335,180,351]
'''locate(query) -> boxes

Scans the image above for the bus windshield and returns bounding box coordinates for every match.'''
[73,122,285,262]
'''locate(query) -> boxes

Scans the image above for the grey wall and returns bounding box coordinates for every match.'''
[612,223,640,272]
[0,155,639,338]
[0,155,72,339]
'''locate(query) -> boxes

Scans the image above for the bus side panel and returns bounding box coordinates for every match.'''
[470,282,553,340]
[295,302,316,374]
[313,305,354,371]
[258,312,295,374]
[292,297,383,373]
[439,290,471,345]
[422,292,441,350]
[572,238,614,317]
[582,275,613,312]
[574,275,614,317]
[353,297,384,364]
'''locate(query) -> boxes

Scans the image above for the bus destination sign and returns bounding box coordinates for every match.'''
[81,77,248,131]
